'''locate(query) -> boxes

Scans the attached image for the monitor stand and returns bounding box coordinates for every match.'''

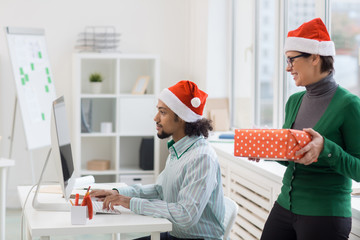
[32,148,75,212]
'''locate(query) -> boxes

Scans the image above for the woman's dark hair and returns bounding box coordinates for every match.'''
[319,55,334,73]
[184,118,213,138]
[299,52,334,73]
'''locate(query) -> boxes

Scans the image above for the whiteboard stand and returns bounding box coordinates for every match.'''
[6,26,57,184]
[8,96,36,184]
[8,97,17,159]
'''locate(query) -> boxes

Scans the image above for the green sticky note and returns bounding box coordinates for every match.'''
[25,74,29,81]
[31,63,34,71]
[45,68,49,75]
[38,52,42,59]
[20,68,24,75]
[41,113,45,121]
[21,78,25,85]
[48,76,52,83]
[45,85,49,92]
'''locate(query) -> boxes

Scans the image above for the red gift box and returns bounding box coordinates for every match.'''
[234,129,312,160]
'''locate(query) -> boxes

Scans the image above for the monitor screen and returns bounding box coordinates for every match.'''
[53,96,74,189]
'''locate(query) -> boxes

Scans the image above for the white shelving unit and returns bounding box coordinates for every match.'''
[72,53,160,184]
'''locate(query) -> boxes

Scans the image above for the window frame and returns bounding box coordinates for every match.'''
[230,0,331,129]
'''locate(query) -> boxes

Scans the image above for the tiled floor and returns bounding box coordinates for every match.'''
[5,208,113,240]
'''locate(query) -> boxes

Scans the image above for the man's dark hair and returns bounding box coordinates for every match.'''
[299,52,334,73]
[174,114,213,138]
[184,119,213,138]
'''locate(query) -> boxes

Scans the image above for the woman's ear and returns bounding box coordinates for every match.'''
[312,54,321,66]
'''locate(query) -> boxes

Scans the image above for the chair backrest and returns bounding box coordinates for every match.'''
[223,196,238,240]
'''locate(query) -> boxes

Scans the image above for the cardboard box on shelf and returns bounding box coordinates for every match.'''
[205,98,230,131]
[87,160,110,171]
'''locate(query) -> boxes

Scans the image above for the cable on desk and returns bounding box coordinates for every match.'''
[21,148,52,240]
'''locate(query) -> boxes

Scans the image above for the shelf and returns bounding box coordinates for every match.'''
[80,94,156,99]
[73,53,160,184]
[119,133,155,137]
[118,94,156,98]
[80,98,116,133]
[118,168,155,174]
[81,170,118,175]
[80,169,155,175]
[76,52,160,60]
[81,94,117,98]
[81,133,118,137]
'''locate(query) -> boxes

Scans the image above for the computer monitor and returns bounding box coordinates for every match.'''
[32,96,76,211]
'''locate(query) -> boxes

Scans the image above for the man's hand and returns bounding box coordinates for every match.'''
[294,128,324,165]
[102,194,131,210]
[89,189,118,201]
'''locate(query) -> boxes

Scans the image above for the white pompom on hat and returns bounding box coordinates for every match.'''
[158,80,208,123]
[284,18,336,56]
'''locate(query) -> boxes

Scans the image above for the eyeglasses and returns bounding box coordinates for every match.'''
[286,53,308,68]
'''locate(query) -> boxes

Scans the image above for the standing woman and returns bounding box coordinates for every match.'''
[260,18,360,240]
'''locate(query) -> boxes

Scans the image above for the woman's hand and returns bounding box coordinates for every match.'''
[248,157,261,162]
[294,128,324,165]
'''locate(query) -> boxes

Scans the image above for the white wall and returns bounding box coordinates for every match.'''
[0,0,195,207]
[206,0,231,98]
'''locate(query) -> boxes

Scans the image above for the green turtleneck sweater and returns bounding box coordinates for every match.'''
[277,86,360,217]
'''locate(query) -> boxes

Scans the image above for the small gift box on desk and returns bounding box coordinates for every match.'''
[234,129,312,160]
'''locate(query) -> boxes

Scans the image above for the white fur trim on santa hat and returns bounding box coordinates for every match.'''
[159,88,202,123]
[284,37,336,56]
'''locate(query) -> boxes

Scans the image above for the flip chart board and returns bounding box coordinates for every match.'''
[6,27,57,150]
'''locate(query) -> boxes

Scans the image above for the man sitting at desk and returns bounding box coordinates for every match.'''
[90,80,225,240]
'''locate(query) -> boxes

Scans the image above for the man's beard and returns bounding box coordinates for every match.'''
[157,131,171,139]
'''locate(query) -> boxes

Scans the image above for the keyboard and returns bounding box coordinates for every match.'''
[92,200,121,215]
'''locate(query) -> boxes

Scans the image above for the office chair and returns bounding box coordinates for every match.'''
[223,196,239,240]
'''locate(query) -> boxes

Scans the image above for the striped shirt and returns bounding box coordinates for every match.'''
[116,135,225,240]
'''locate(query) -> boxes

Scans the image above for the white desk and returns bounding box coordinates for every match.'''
[0,158,15,240]
[18,186,172,240]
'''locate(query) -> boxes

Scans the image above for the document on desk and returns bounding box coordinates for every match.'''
[74,182,127,190]
[37,185,63,194]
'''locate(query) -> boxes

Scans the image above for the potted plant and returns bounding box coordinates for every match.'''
[89,73,103,94]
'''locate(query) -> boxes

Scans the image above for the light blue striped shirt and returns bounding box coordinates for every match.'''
[116,135,225,240]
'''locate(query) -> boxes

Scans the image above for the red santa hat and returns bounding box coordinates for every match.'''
[284,18,335,56]
[159,80,208,122]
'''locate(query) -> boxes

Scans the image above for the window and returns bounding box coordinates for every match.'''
[230,0,350,129]
[254,0,276,127]
[285,0,316,98]
[231,0,254,128]
[331,0,360,96]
